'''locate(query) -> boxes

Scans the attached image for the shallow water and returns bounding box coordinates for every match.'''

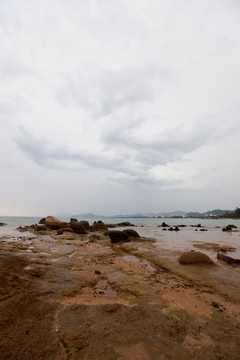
[134,226,240,261]
[1,216,240,262]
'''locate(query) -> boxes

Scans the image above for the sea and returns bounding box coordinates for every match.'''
[1,216,240,260]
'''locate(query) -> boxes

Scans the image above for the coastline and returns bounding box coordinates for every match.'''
[1,218,240,359]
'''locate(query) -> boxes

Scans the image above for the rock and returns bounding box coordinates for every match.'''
[173,226,180,231]
[38,218,46,224]
[168,227,174,231]
[161,222,169,227]
[108,230,130,243]
[179,251,214,265]
[57,228,75,235]
[35,225,48,231]
[0,222,7,226]
[117,222,134,227]
[106,224,116,228]
[70,218,78,223]
[122,229,140,237]
[79,220,90,230]
[45,216,63,228]
[88,234,102,242]
[95,270,101,274]
[70,221,88,234]
[222,224,237,231]
[228,224,237,228]
[91,223,108,231]
[217,253,240,265]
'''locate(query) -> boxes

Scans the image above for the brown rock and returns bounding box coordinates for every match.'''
[38,218,46,224]
[45,216,62,228]
[57,228,75,235]
[70,221,88,234]
[117,221,134,227]
[91,223,108,231]
[79,220,90,230]
[108,230,129,243]
[179,251,214,265]
[123,229,140,237]
[70,218,78,223]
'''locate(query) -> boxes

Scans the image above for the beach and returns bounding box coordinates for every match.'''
[1,217,240,359]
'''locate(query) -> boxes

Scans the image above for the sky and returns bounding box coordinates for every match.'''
[1,0,240,216]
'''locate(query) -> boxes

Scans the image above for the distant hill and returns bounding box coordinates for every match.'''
[186,209,232,217]
[71,213,107,219]
[57,209,233,219]
[156,210,187,217]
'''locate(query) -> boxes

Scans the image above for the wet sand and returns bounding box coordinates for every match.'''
[1,225,240,359]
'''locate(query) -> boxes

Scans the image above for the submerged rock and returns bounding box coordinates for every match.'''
[222,224,237,231]
[179,251,214,265]
[117,222,134,227]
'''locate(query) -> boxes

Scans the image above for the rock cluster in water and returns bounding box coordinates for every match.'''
[17,216,139,244]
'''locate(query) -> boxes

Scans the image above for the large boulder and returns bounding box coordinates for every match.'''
[122,229,140,237]
[38,218,46,224]
[79,220,90,230]
[179,251,214,265]
[45,216,63,228]
[108,230,129,243]
[70,221,88,234]
[91,223,108,231]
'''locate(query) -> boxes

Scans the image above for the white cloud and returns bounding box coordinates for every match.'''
[0,0,240,215]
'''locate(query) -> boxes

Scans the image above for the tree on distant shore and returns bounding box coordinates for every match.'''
[222,207,240,218]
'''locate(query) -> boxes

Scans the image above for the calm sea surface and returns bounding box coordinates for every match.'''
[0,215,240,229]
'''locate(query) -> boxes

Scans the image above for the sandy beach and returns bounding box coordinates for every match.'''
[1,219,240,359]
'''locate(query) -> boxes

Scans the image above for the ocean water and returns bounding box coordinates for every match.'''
[1,216,240,260]
[0,215,240,229]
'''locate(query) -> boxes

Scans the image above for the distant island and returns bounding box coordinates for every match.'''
[64,208,240,219]
[220,207,240,219]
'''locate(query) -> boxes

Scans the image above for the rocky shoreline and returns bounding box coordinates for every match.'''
[1,217,240,359]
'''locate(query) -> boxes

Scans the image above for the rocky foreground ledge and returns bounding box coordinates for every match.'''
[0,216,240,359]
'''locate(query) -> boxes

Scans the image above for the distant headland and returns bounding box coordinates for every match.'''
[59,208,240,219]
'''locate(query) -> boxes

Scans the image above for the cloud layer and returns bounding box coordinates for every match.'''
[1,0,240,215]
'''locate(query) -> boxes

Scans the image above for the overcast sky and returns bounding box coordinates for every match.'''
[1,0,240,216]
